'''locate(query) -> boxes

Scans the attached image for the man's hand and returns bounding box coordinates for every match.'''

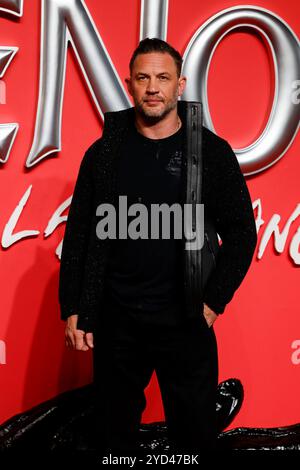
[65,314,94,351]
[203,303,218,328]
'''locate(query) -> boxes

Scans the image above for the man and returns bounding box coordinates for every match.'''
[59,38,257,455]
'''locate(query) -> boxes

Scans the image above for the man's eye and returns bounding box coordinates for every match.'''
[138,76,146,81]
[159,76,168,80]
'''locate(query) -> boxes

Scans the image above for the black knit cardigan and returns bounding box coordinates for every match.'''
[59,101,257,332]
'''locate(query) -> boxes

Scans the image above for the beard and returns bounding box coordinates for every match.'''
[134,91,179,124]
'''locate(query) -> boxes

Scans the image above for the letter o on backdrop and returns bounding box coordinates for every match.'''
[182,6,300,175]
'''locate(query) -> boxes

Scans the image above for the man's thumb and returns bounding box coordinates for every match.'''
[85,332,94,348]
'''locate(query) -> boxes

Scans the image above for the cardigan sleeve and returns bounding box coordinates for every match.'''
[203,140,257,314]
[59,146,95,321]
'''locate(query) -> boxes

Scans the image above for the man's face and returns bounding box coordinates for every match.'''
[125,52,186,122]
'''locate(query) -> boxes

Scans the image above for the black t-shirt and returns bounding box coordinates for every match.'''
[103,123,185,326]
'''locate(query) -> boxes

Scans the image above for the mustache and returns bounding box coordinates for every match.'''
[142,97,164,102]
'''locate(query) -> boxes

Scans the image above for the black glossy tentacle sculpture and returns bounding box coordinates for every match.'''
[0,378,299,451]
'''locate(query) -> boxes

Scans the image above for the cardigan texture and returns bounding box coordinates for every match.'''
[59,101,257,332]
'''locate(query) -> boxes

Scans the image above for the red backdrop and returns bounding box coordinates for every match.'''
[0,0,299,430]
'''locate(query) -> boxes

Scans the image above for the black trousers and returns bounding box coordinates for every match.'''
[92,302,218,455]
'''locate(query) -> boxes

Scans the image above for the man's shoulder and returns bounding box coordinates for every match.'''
[104,106,134,120]
[79,107,134,165]
[202,125,229,150]
[201,126,236,172]
[82,137,103,164]
[86,136,103,153]
[103,106,135,132]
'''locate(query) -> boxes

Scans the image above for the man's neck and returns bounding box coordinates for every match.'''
[134,108,181,140]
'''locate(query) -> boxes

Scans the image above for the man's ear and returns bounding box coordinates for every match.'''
[178,76,187,97]
[125,77,132,96]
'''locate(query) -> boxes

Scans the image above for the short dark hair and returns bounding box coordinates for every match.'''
[129,38,183,77]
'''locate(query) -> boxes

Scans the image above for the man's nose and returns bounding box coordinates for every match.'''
[146,77,158,93]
